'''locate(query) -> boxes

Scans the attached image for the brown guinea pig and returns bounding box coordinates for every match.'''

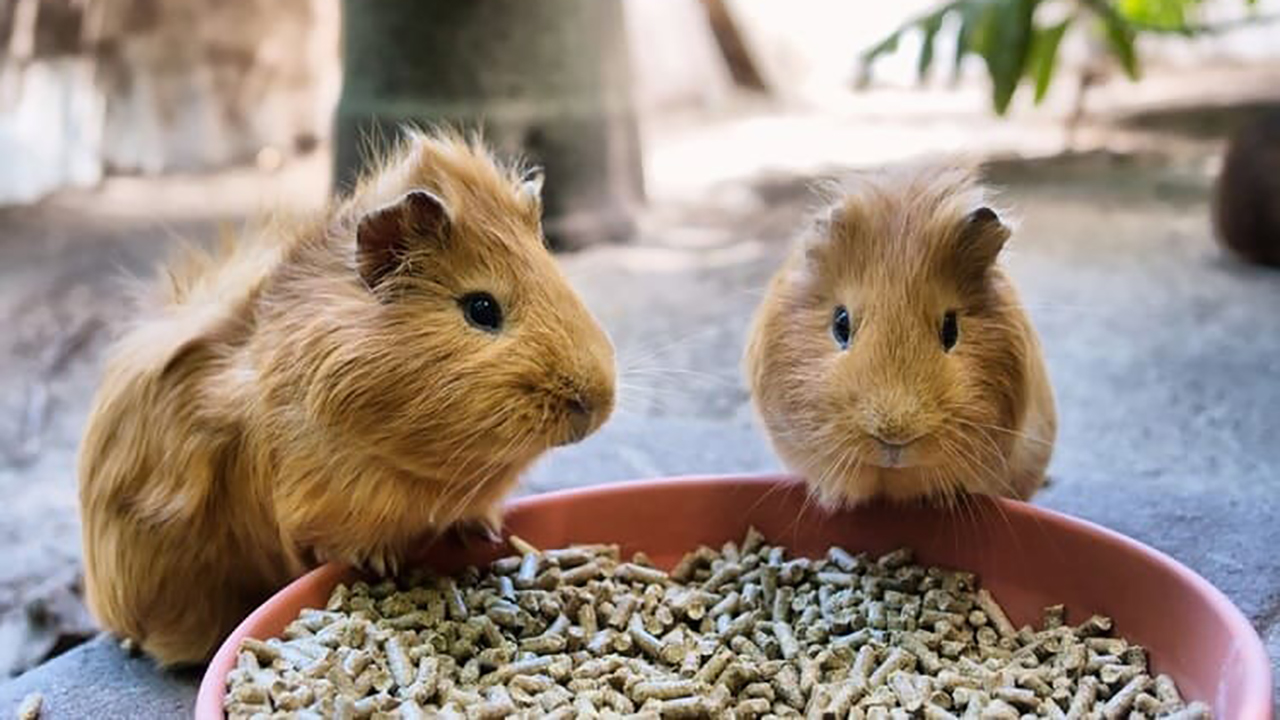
[78,127,616,665]
[744,163,1056,508]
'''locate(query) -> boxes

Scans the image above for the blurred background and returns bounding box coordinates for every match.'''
[0,0,1278,688]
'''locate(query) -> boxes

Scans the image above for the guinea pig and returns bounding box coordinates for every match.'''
[78,127,617,665]
[744,163,1056,508]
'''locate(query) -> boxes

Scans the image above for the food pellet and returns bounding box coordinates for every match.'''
[14,693,41,720]
[224,530,1211,719]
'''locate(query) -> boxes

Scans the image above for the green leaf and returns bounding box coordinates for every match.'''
[857,31,902,88]
[860,0,972,89]
[975,0,1038,114]
[951,2,981,85]
[862,30,902,64]
[1026,17,1071,103]
[1096,8,1141,79]
[917,13,945,83]
[1117,0,1197,30]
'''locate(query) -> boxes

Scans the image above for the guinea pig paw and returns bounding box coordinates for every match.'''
[364,548,400,578]
[479,510,504,540]
[449,519,504,549]
[326,545,399,577]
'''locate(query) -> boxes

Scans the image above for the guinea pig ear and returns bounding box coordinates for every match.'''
[813,203,843,237]
[356,189,450,289]
[798,203,843,267]
[519,167,544,207]
[956,206,1010,270]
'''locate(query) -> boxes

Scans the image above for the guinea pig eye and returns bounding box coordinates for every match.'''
[940,310,959,351]
[460,292,503,332]
[832,306,852,349]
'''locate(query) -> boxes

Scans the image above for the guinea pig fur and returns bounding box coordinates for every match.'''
[744,162,1056,508]
[78,128,616,665]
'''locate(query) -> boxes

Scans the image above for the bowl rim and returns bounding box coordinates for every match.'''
[194,473,1274,719]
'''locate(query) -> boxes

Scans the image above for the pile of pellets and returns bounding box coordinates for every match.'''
[224,529,1211,719]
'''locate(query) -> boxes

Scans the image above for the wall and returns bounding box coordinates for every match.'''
[0,0,339,205]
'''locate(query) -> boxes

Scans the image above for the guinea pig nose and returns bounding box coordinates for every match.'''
[869,427,921,448]
[567,395,590,417]
[563,400,594,445]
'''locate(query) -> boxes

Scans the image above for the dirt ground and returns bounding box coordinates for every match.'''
[0,65,1277,677]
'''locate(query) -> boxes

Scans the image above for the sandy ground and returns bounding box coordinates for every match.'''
[0,64,1277,682]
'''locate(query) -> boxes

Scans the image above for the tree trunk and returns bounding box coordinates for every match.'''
[334,0,645,251]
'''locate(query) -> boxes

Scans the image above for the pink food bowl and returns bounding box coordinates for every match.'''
[196,475,1273,719]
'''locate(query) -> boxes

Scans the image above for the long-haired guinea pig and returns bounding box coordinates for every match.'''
[744,163,1056,508]
[78,128,616,664]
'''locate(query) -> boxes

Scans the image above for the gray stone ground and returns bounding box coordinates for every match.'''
[0,106,1278,715]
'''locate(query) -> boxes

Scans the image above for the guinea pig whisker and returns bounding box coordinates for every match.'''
[620,366,735,388]
[945,478,966,515]
[603,403,653,421]
[953,417,1052,447]
[952,430,1001,479]
[954,435,1008,498]
[616,325,730,371]
[944,435,1019,538]
[927,468,961,547]
[935,456,987,543]
[931,468,955,510]
[448,464,500,522]
[953,475,975,518]
[989,491,1022,553]
[613,394,670,416]
[961,431,1018,497]
[791,449,845,537]
[435,420,508,479]
[615,381,687,399]
[443,431,532,524]
[809,443,859,514]
[957,425,1010,479]
[937,435,987,494]
[833,445,863,492]
[989,299,1108,315]
[958,480,982,529]
[786,494,810,542]
[615,383,689,414]
[616,377,683,390]
[745,476,803,517]
[438,413,531,488]
[946,470,972,519]
[621,365,732,381]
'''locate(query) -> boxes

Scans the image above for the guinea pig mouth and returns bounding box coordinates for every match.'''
[552,395,604,447]
[869,438,918,469]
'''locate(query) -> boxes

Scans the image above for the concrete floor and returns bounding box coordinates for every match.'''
[0,88,1277,714]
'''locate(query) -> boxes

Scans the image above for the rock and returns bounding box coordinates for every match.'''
[0,570,95,679]
[1212,109,1280,268]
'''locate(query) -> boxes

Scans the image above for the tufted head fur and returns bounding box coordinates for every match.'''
[254,129,618,532]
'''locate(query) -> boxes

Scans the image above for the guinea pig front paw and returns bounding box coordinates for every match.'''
[363,549,399,578]
[321,545,400,577]
[448,517,504,549]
